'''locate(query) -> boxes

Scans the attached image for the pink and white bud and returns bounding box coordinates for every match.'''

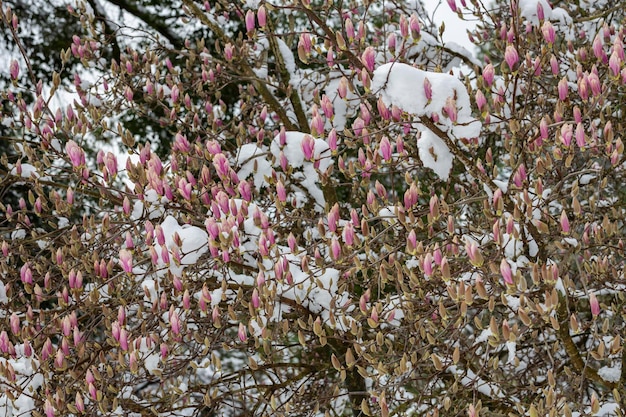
[245,10,255,32]
[257,5,267,27]
[549,55,559,75]
[380,136,392,161]
[170,309,181,335]
[251,288,260,309]
[119,249,133,273]
[330,238,341,260]
[342,222,355,246]
[20,263,33,284]
[504,45,519,71]
[10,313,20,335]
[9,59,19,81]
[575,123,586,148]
[560,123,573,146]
[466,241,484,267]
[541,21,555,44]
[75,393,85,413]
[409,13,421,39]
[88,382,97,400]
[500,259,513,285]
[593,35,606,62]
[482,63,494,86]
[560,210,570,234]
[536,2,545,20]
[475,90,487,111]
[276,180,287,202]
[44,398,55,417]
[345,18,355,40]
[224,43,234,61]
[589,292,600,317]
[539,117,549,141]
[423,253,433,276]
[588,72,602,96]
[238,322,247,342]
[299,33,312,54]
[301,134,315,160]
[422,77,433,102]
[65,140,86,168]
[443,97,458,122]
[447,0,457,12]
[361,47,376,72]
[558,77,568,100]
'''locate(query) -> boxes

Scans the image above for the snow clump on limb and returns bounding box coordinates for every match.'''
[371,62,482,180]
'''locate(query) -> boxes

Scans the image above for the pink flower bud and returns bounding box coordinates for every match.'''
[575,123,586,148]
[560,210,570,234]
[327,203,340,232]
[475,89,487,112]
[443,97,458,122]
[342,222,355,246]
[593,35,606,62]
[119,249,133,273]
[170,309,181,335]
[338,76,348,99]
[589,292,600,317]
[276,180,287,202]
[536,2,545,20]
[44,398,55,417]
[504,45,519,71]
[299,33,312,54]
[65,140,86,168]
[238,322,247,342]
[245,10,255,32]
[224,43,234,61]
[482,63,494,86]
[212,153,230,179]
[558,77,568,100]
[88,382,97,400]
[301,134,315,160]
[409,13,421,39]
[345,17,355,40]
[257,5,267,27]
[447,0,457,12]
[423,77,432,101]
[500,259,513,285]
[361,47,376,72]
[9,59,19,80]
[251,288,260,309]
[20,263,33,284]
[10,313,20,335]
[541,21,555,44]
[588,71,602,96]
[465,241,484,267]
[560,123,573,146]
[423,253,433,276]
[380,136,392,161]
[330,237,341,260]
[75,393,85,413]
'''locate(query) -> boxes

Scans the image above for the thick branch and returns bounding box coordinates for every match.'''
[556,293,615,390]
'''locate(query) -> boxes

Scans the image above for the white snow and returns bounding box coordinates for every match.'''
[155,215,209,276]
[0,280,7,303]
[372,62,481,139]
[597,365,621,382]
[236,143,272,189]
[371,62,481,180]
[0,345,44,417]
[417,130,454,180]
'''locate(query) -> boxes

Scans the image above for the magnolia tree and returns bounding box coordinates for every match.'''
[1,0,626,415]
